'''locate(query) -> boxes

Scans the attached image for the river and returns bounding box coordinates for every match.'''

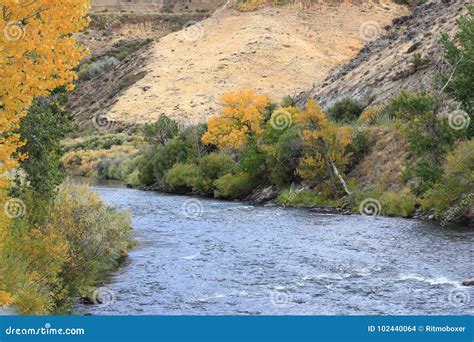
[73,184,473,315]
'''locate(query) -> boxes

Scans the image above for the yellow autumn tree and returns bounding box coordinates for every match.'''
[0,0,90,308]
[202,89,270,149]
[296,100,353,196]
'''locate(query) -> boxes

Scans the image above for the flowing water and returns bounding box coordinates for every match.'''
[73,185,473,315]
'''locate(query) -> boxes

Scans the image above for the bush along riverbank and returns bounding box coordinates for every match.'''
[63,88,472,225]
[0,91,132,315]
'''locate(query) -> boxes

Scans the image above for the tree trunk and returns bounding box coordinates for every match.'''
[318,138,351,196]
[330,159,352,196]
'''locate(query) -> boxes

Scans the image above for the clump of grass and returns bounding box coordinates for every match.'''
[350,186,417,217]
[277,189,342,207]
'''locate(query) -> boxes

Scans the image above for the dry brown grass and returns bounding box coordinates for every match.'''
[61,145,139,177]
[352,126,410,192]
[105,2,407,125]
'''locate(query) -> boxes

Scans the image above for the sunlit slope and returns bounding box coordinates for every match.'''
[107,2,407,125]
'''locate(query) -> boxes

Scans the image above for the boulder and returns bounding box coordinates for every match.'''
[462,279,474,286]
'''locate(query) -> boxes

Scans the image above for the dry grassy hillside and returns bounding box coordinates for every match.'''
[91,0,226,14]
[297,0,469,108]
[103,1,407,125]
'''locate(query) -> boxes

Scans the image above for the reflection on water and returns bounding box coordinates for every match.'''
[74,186,474,315]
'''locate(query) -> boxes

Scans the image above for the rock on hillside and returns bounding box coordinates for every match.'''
[297,0,469,109]
[105,2,407,125]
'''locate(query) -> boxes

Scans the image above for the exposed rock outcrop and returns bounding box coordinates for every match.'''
[296,0,469,109]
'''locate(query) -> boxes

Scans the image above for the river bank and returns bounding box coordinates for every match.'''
[135,181,442,224]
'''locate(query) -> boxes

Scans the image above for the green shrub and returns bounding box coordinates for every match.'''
[379,190,417,217]
[50,182,131,308]
[411,159,443,196]
[277,189,341,207]
[327,97,365,124]
[164,163,202,193]
[1,182,132,314]
[214,173,257,199]
[0,213,69,314]
[261,126,302,187]
[347,129,372,167]
[389,91,466,195]
[114,51,128,61]
[442,5,474,132]
[135,149,157,186]
[193,153,237,194]
[62,133,132,152]
[126,169,142,187]
[151,138,194,179]
[199,153,236,180]
[351,187,416,217]
[239,140,266,174]
[178,123,211,160]
[78,56,119,80]
[422,140,474,221]
[143,115,179,146]
[17,90,74,202]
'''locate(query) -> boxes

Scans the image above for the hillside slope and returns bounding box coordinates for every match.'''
[105,2,407,125]
[297,0,469,108]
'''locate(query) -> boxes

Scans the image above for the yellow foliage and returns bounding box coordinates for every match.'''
[295,100,352,182]
[0,0,90,312]
[202,89,270,149]
[1,224,69,314]
[0,0,90,191]
[60,145,139,177]
[358,107,380,123]
[0,290,13,307]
